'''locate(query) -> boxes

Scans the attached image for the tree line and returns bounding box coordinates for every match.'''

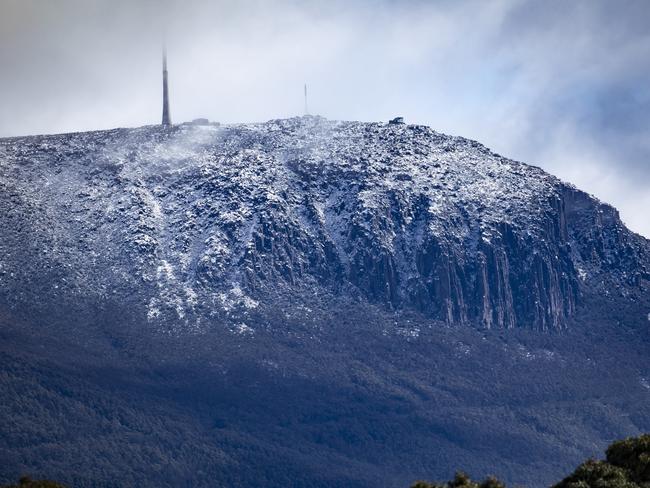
[3,433,648,488]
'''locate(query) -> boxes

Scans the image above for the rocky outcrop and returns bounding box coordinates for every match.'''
[0,117,647,332]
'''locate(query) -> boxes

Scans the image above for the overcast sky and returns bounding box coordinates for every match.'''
[1,0,649,237]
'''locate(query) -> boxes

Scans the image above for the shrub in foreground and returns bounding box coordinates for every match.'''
[1,476,67,488]
[412,433,649,488]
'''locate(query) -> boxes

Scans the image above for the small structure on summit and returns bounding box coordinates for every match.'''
[180,118,220,127]
[161,45,171,126]
[389,117,405,125]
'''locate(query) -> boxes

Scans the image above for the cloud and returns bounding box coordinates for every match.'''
[0,0,648,237]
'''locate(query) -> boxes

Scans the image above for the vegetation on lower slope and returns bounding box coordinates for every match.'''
[412,434,650,488]
[3,434,648,488]
[1,298,648,487]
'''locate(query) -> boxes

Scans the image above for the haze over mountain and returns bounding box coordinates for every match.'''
[0,117,648,487]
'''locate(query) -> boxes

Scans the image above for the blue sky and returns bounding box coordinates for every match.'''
[1,0,648,236]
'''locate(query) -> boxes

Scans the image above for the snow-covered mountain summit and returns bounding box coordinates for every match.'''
[0,116,648,332]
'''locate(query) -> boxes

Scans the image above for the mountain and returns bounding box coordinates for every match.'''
[0,116,648,487]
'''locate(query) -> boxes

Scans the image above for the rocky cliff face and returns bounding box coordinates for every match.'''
[0,116,648,333]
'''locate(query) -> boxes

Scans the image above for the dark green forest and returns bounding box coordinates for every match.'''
[412,433,650,488]
[4,434,648,488]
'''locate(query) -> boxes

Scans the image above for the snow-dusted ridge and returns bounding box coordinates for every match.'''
[0,116,648,333]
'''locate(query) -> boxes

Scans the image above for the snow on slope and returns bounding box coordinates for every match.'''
[0,116,647,333]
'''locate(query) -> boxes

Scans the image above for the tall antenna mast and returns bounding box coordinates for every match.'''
[162,43,171,126]
[304,83,309,116]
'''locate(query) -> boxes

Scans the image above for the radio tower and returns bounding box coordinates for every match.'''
[304,83,309,116]
[162,44,171,126]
